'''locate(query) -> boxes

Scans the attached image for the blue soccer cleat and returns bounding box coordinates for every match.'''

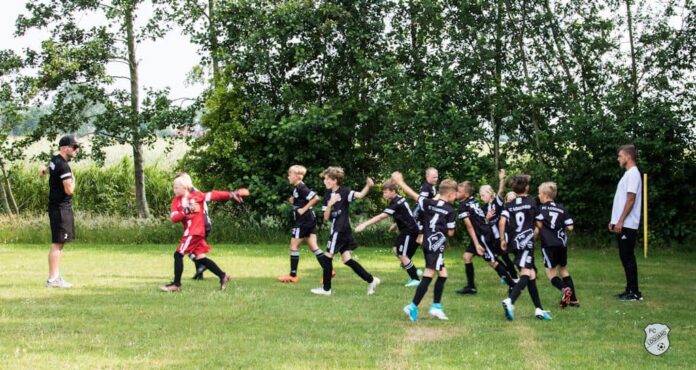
[403,303,418,322]
[502,298,515,321]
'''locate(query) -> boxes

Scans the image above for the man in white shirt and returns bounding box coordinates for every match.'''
[609,145,643,301]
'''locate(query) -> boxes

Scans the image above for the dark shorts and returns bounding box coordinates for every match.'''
[513,249,535,269]
[49,206,75,244]
[422,232,446,270]
[541,246,567,268]
[424,251,445,271]
[466,234,501,262]
[291,224,317,239]
[326,232,358,254]
[394,231,419,258]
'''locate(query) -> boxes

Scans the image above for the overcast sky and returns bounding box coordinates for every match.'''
[1,1,206,100]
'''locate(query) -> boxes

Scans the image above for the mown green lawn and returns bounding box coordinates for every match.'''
[0,243,693,369]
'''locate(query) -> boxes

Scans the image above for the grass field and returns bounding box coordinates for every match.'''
[0,243,694,369]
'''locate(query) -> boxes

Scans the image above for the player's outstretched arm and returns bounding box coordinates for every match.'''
[355,213,388,232]
[497,169,506,197]
[354,177,374,199]
[391,172,419,201]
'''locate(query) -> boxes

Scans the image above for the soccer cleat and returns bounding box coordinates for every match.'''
[405,279,421,287]
[192,266,207,280]
[456,286,477,295]
[568,300,581,308]
[416,269,423,277]
[500,277,507,285]
[502,298,514,321]
[159,283,181,292]
[367,277,381,295]
[403,303,418,322]
[46,276,72,289]
[277,275,300,283]
[560,287,573,309]
[220,274,232,291]
[535,308,553,320]
[310,287,332,296]
[428,304,449,320]
[618,291,643,301]
[614,290,629,298]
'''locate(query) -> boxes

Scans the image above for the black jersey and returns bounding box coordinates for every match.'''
[48,154,73,208]
[419,182,437,199]
[322,187,356,234]
[501,196,543,251]
[383,195,418,233]
[292,182,317,227]
[419,196,456,238]
[538,201,574,248]
[482,194,505,240]
[457,195,489,237]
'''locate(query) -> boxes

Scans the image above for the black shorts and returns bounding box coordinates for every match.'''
[326,232,358,254]
[394,231,419,259]
[541,246,567,268]
[424,251,445,271]
[291,224,317,239]
[466,235,501,262]
[513,249,535,269]
[49,206,75,244]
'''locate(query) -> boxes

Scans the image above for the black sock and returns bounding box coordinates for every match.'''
[494,263,514,287]
[345,259,373,283]
[197,257,225,279]
[194,259,206,274]
[314,249,327,268]
[551,276,565,291]
[403,261,420,280]
[413,276,432,306]
[323,257,333,291]
[563,276,577,300]
[501,253,518,279]
[433,277,447,304]
[465,262,475,287]
[509,275,529,304]
[173,252,183,286]
[290,251,300,277]
[528,279,543,309]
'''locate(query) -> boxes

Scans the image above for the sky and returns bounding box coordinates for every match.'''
[0,1,206,101]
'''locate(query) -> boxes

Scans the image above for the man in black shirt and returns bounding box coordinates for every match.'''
[40,135,80,288]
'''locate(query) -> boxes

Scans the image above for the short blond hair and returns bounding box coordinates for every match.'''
[457,181,474,196]
[320,166,345,185]
[439,179,458,195]
[382,179,399,192]
[505,191,517,203]
[173,172,193,190]
[288,165,307,178]
[538,181,558,200]
[425,167,438,176]
[479,184,494,198]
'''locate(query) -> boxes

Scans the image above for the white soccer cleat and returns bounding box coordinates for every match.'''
[428,304,449,320]
[310,287,332,296]
[46,276,72,288]
[535,308,552,321]
[502,298,514,320]
[367,277,381,295]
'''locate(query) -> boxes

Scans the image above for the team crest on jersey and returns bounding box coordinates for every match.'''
[557,229,568,246]
[426,232,446,252]
[644,323,670,356]
[514,229,534,249]
[293,189,299,198]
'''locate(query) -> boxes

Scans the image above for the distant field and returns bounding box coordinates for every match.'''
[0,244,693,369]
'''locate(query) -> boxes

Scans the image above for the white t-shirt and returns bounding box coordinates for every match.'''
[611,166,642,229]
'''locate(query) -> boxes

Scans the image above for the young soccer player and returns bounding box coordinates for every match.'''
[499,174,552,320]
[480,169,518,281]
[160,173,249,292]
[310,167,380,296]
[413,168,438,241]
[537,181,579,308]
[277,165,332,283]
[455,181,515,295]
[355,180,421,287]
[392,171,457,321]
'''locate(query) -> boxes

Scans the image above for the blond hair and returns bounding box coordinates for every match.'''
[538,181,558,200]
[173,172,193,190]
[382,179,399,192]
[439,179,458,195]
[479,184,495,198]
[505,191,517,203]
[457,181,474,196]
[288,165,307,178]
[425,167,438,177]
[320,166,345,185]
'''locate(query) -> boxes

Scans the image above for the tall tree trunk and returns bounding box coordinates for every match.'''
[126,6,150,218]
[0,162,18,214]
[208,0,220,85]
[625,0,639,114]
[519,0,544,163]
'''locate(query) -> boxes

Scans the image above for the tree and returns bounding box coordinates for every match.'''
[16,0,197,217]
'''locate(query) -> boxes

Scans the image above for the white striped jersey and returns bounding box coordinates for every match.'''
[501,196,543,250]
[383,195,418,233]
[292,182,317,227]
[322,187,356,234]
[538,201,574,247]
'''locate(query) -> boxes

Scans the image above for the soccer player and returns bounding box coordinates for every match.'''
[40,135,80,288]
[499,174,552,321]
[413,168,438,242]
[455,181,515,296]
[355,179,421,287]
[310,167,380,296]
[480,169,518,281]
[159,173,249,292]
[392,171,457,321]
[537,182,578,308]
[277,165,331,283]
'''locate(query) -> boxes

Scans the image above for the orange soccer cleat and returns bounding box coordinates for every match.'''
[278,275,300,283]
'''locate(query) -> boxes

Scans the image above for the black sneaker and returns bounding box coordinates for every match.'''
[456,286,477,295]
[614,290,629,298]
[618,291,643,301]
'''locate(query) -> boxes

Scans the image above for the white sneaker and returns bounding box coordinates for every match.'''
[310,287,332,296]
[535,308,552,320]
[46,276,72,288]
[428,304,449,320]
[502,298,514,320]
[367,277,381,295]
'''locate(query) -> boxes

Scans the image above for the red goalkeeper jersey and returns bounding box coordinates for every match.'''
[170,190,232,237]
